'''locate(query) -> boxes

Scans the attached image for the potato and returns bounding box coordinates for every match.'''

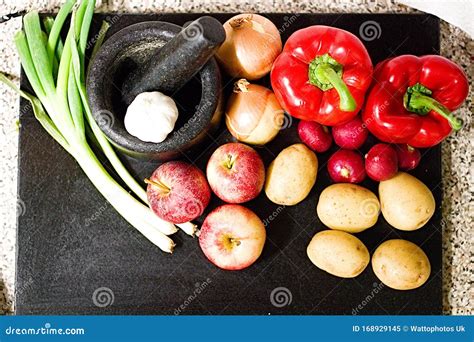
[307,230,369,278]
[316,184,380,233]
[372,239,431,290]
[265,144,317,205]
[379,172,435,231]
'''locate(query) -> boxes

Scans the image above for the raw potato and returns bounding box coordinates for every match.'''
[264,144,317,205]
[316,184,380,233]
[372,239,431,290]
[307,230,370,278]
[379,172,435,231]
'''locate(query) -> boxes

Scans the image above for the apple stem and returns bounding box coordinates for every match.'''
[144,178,171,194]
[224,154,237,170]
[230,238,241,246]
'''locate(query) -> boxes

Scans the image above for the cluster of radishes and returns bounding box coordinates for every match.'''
[297,117,421,183]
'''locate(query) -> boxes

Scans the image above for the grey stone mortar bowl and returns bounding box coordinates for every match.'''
[86,21,223,160]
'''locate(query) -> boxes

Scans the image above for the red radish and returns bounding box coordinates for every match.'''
[396,144,421,170]
[328,149,366,183]
[365,144,398,181]
[298,120,332,153]
[332,116,368,149]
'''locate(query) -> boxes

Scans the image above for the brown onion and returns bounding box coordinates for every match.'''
[216,14,282,80]
[225,79,284,145]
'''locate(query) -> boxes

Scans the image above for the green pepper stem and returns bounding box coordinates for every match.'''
[407,93,463,131]
[308,53,357,112]
[317,65,356,112]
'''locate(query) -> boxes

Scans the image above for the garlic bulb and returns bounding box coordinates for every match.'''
[124,91,179,143]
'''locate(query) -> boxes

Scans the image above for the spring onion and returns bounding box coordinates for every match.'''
[176,222,198,237]
[0,0,190,252]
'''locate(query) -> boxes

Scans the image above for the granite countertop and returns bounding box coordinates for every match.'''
[0,0,472,315]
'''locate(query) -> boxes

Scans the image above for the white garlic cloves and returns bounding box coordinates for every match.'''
[124,91,179,143]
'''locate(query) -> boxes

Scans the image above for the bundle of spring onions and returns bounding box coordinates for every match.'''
[0,0,197,253]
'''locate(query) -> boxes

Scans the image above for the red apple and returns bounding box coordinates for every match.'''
[146,161,211,224]
[199,204,266,270]
[206,142,265,203]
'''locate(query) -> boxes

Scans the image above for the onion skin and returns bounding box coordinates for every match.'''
[216,14,282,80]
[226,79,284,145]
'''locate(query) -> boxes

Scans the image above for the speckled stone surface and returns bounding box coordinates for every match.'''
[0,0,472,315]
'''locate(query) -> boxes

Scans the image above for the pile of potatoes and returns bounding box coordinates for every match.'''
[262,143,435,291]
[307,172,435,290]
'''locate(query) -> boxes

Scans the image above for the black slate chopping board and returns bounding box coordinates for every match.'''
[16,13,442,315]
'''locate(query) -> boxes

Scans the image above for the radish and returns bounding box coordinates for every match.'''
[365,144,398,181]
[298,120,332,153]
[327,149,366,183]
[332,116,368,150]
[396,144,421,170]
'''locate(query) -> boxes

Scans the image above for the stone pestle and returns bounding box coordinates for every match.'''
[121,16,226,105]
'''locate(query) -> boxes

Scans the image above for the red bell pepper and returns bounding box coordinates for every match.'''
[271,25,373,126]
[362,55,468,148]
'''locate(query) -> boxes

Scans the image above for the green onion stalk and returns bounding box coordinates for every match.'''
[0,0,197,252]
